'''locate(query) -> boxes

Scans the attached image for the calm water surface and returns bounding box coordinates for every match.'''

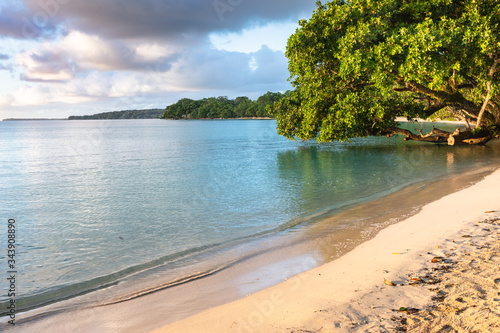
[1,119,499,314]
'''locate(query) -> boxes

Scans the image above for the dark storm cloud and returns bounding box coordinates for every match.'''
[13,0,315,82]
[21,0,315,40]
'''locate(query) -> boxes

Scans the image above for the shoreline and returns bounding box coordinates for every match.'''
[155,167,500,333]
[3,165,499,332]
[1,116,462,122]
[395,116,465,124]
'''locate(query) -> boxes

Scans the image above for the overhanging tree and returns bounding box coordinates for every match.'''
[270,0,500,145]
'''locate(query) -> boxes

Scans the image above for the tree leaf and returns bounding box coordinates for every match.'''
[384,278,396,286]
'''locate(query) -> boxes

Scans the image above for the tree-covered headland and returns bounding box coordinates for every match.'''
[270,0,500,145]
[69,109,164,120]
[161,92,288,119]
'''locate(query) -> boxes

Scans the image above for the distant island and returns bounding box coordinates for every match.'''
[68,109,164,120]
[161,91,289,119]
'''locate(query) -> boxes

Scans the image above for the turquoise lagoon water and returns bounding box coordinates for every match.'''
[0,119,499,315]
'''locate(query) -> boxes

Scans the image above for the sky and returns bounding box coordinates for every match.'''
[0,0,317,119]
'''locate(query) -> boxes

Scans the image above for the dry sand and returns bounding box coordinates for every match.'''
[398,214,500,332]
[155,168,500,333]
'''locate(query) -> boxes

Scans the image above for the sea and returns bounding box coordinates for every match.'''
[1,119,499,321]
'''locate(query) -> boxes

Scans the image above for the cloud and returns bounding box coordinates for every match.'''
[57,31,176,71]
[7,43,290,108]
[16,31,178,81]
[169,44,289,92]
[10,1,314,85]
[0,53,10,70]
[15,26,293,85]
[20,0,315,41]
[7,76,105,107]
[0,0,315,118]
[16,43,75,81]
[0,93,14,107]
[0,4,58,39]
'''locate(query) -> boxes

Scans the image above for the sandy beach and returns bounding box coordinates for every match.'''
[155,167,500,333]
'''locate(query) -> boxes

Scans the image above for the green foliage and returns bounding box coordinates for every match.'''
[270,0,500,142]
[161,92,289,119]
[68,109,164,120]
[161,98,203,119]
[471,126,491,137]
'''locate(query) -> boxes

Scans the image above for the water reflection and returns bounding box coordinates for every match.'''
[273,130,500,263]
[276,135,500,222]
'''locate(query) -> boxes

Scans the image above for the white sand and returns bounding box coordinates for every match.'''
[395,116,464,124]
[155,168,500,333]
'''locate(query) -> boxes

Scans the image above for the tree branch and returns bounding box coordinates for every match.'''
[386,127,448,143]
[476,58,500,127]
[400,80,481,116]
[419,101,446,118]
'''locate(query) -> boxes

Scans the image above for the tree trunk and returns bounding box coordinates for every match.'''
[476,58,499,127]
